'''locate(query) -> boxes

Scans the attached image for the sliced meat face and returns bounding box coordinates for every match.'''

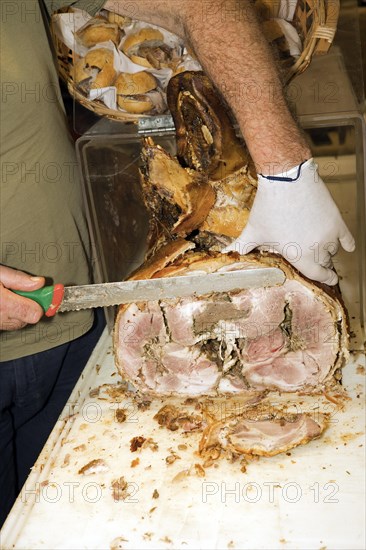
[114,253,347,396]
[227,413,326,456]
[240,280,342,391]
[156,344,220,395]
[200,412,327,457]
[163,299,207,346]
[243,328,286,363]
[244,352,316,391]
[115,302,166,383]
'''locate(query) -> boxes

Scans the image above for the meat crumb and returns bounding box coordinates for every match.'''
[111,476,129,501]
[193,463,205,477]
[178,444,187,451]
[184,398,197,405]
[116,409,127,423]
[73,444,86,452]
[130,436,146,452]
[137,399,152,411]
[172,469,189,483]
[240,458,247,473]
[200,445,221,466]
[142,438,159,452]
[78,459,109,475]
[61,454,71,468]
[131,458,140,468]
[104,382,129,399]
[110,536,129,549]
[154,404,202,432]
[166,453,181,465]
[152,489,159,499]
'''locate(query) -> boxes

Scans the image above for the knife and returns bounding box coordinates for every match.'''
[13,267,286,317]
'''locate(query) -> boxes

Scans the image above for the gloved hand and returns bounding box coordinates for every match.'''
[222,158,355,285]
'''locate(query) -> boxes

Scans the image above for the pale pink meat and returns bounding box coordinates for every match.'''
[226,413,324,455]
[157,344,220,394]
[243,328,286,363]
[114,257,346,396]
[163,300,207,346]
[115,302,166,382]
[230,286,287,338]
[243,352,318,391]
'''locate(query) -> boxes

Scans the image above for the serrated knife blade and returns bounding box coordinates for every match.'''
[59,267,285,313]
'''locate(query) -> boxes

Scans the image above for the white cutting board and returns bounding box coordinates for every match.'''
[1,327,364,550]
[1,161,365,550]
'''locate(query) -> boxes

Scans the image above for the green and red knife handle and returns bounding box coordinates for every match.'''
[13,285,64,317]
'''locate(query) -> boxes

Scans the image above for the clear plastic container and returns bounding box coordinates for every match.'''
[76,116,176,328]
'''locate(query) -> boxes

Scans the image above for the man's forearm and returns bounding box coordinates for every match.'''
[104,0,310,172]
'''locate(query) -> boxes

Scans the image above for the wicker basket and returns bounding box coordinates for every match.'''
[51,0,340,122]
[287,0,340,82]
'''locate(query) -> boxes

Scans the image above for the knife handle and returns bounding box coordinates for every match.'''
[13,284,64,317]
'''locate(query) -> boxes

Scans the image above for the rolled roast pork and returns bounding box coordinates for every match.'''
[114,248,348,396]
[112,70,349,457]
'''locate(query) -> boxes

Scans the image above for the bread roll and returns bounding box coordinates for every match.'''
[115,71,157,113]
[115,71,157,96]
[73,48,116,91]
[85,48,114,67]
[107,11,132,28]
[77,20,121,47]
[122,28,165,55]
[117,95,154,114]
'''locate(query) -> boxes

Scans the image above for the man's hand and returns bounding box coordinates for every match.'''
[0,266,45,330]
[223,159,355,285]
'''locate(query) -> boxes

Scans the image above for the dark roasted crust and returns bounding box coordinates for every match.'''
[139,138,217,252]
[167,71,251,180]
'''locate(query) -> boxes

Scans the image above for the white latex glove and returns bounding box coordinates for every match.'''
[222,158,355,285]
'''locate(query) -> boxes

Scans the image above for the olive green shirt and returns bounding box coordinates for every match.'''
[0,0,104,360]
